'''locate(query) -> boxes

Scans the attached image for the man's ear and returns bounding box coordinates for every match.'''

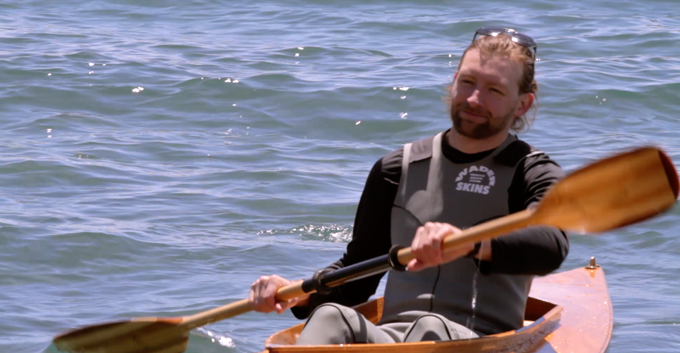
[448,71,459,94]
[515,93,534,117]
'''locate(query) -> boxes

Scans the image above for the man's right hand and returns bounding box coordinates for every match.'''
[248,275,310,314]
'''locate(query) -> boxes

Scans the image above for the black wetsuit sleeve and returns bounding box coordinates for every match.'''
[480,153,570,275]
[291,151,401,319]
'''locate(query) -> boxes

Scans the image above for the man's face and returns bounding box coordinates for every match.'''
[449,48,531,139]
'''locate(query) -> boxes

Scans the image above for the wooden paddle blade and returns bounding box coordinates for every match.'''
[52,298,255,353]
[532,147,679,233]
[53,318,189,353]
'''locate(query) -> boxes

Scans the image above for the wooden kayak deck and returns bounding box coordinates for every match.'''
[259,263,612,353]
[529,263,613,353]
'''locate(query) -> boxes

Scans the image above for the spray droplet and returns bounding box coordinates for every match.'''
[465,266,481,331]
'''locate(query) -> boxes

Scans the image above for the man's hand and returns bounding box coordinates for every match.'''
[248,275,310,314]
[407,222,474,272]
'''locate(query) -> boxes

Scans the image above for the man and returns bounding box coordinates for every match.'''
[249,27,568,344]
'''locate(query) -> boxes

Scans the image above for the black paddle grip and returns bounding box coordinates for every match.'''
[388,245,407,271]
[301,269,334,295]
[300,250,403,294]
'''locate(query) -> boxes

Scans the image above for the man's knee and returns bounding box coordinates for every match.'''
[405,314,479,342]
[306,304,347,326]
[413,315,448,329]
[405,315,451,342]
[297,304,354,345]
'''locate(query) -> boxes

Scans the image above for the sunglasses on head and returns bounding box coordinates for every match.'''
[472,27,537,58]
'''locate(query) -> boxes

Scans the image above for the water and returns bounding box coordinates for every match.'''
[1,1,679,352]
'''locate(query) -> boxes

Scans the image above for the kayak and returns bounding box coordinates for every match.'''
[259,258,612,353]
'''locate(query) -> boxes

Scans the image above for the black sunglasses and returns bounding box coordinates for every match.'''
[472,27,537,58]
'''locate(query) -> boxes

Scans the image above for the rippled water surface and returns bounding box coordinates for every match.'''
[1,1,679,352]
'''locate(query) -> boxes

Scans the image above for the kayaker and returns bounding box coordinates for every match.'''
[249,27,569,344]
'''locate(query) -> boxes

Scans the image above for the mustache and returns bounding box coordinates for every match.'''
[452,103,490,119]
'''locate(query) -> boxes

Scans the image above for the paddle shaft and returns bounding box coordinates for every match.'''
[125,148,680,331]
[178,209,537,330]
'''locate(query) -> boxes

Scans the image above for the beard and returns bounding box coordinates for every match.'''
[450,102,514,139]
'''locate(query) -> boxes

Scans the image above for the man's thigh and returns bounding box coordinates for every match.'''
[296,303,397,345]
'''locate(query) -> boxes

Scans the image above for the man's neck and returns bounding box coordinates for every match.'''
[445,128,510,154]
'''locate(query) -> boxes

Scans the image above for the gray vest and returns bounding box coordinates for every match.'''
[380,132,534,335]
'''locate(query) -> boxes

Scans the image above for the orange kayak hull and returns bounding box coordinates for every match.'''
[259,263,612,353]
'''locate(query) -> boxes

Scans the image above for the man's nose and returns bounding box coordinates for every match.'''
[467,89,483,107]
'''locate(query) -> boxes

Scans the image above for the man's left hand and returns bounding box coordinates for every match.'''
[407,222,474,271]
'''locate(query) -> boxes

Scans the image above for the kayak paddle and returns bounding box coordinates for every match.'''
[53,147,679,353]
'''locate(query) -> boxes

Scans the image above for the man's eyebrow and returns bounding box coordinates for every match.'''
[458,71,508,85]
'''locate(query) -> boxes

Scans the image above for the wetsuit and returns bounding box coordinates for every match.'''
[292,130,569,341]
